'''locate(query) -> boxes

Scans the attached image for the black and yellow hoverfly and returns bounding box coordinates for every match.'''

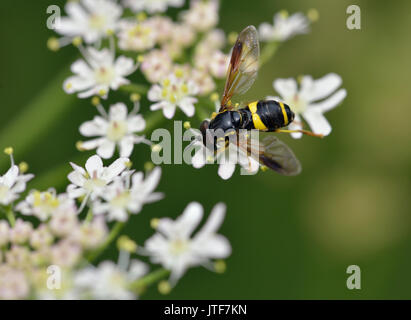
[200,25,321,175]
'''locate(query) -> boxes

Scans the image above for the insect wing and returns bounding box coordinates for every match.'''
[220,25,260,111]
[258,136,301,176]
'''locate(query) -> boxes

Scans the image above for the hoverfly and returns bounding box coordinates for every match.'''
[199,25,322,176]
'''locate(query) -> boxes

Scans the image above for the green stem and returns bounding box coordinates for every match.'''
[130,268,170,291]
[6,208,15,227]
[85,208,93,223]
[259,41,280,68]
[87,221,125,263]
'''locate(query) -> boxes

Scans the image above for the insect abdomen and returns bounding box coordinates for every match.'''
[241,100,294,131]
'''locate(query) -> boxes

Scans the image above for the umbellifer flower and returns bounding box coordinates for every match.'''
[74,259,148,299]
[141,49,173,83]
[67,155,129,200]
[79,102,148,159]
[123,0,185,14]
[270,73,347,138]
[63,47,136,99]
[56,0,123,44]
[181,0,219,32]
[93,167,163,222]
[259,11,310,42]
[16,189,74,221]
[143,202,231,285]
[148,74,198,119]
[0,164,33,206]
[117,20,158,52]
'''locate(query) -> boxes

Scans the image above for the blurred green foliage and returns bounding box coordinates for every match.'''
[0,0,410,299]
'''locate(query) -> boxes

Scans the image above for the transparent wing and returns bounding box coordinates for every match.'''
[258,136,301,175]
[237,135,301,176]
[220,25,260,111]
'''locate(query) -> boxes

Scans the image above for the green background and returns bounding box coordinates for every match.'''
[1,0,410,299]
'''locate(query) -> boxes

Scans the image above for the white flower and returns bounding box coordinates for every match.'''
[67,155,129,200]
[123,0,184,14]
[182,0,219,32]
[143,202,231,284]
[209,50,229,79]
[5,246,30,268]
[93,167,163,221]
[9,219,33,245]
[202,29,226,49]
[271,73,347,138]
[79,103,147,159]
[56,0,123,44]
[170,23,196,48]
[0,266,29,300]
[117,20,157,52]
[51,239,82,268]
[146,16,174,44]
[259,11,310,42]
[73,217,107,249]
[189,130,260,180]
[63,47,136,99]
[141,50,173,83]
[29,224,54,249]
[0,165,33,206]
[148,75,198,119]
[191,69,215,95]
[49,205,79,237]
[16,189,72,221]
[74,259,148,299]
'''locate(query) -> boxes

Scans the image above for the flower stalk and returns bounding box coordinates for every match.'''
[87,221,125,263]
[130,268,170,291]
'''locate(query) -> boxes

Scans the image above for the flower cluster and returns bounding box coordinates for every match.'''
[0,0,347,300]
[0,145,230,299]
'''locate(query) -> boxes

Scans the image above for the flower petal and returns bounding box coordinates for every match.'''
[68,171,86,186]
[288,113,303,139]
[147,85,162,102]
[303,110,332,136]
[119,136,134,158]
[127,115,146,132]
[97,140,116,159]
[109,103,128,121]
[218,162,235,180]
[301,73,343,102]
[162,104,176,119]
[114,56,135,76]
[198,202,226,236]
[85,155,104,176]
[179,97,197,117]
[273,78,298,99]
[70,162,86,175]
[79,117,107,137]
[143,167,162,194]
[309,89,347,113]
[3,165,18,188]
[81,138,105,150]
[104,157,129,181]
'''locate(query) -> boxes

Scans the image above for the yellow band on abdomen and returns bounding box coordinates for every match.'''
[279,102,288,125]
[248,101,268,131]
[248,101,258,113]
[252,113,268,130]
